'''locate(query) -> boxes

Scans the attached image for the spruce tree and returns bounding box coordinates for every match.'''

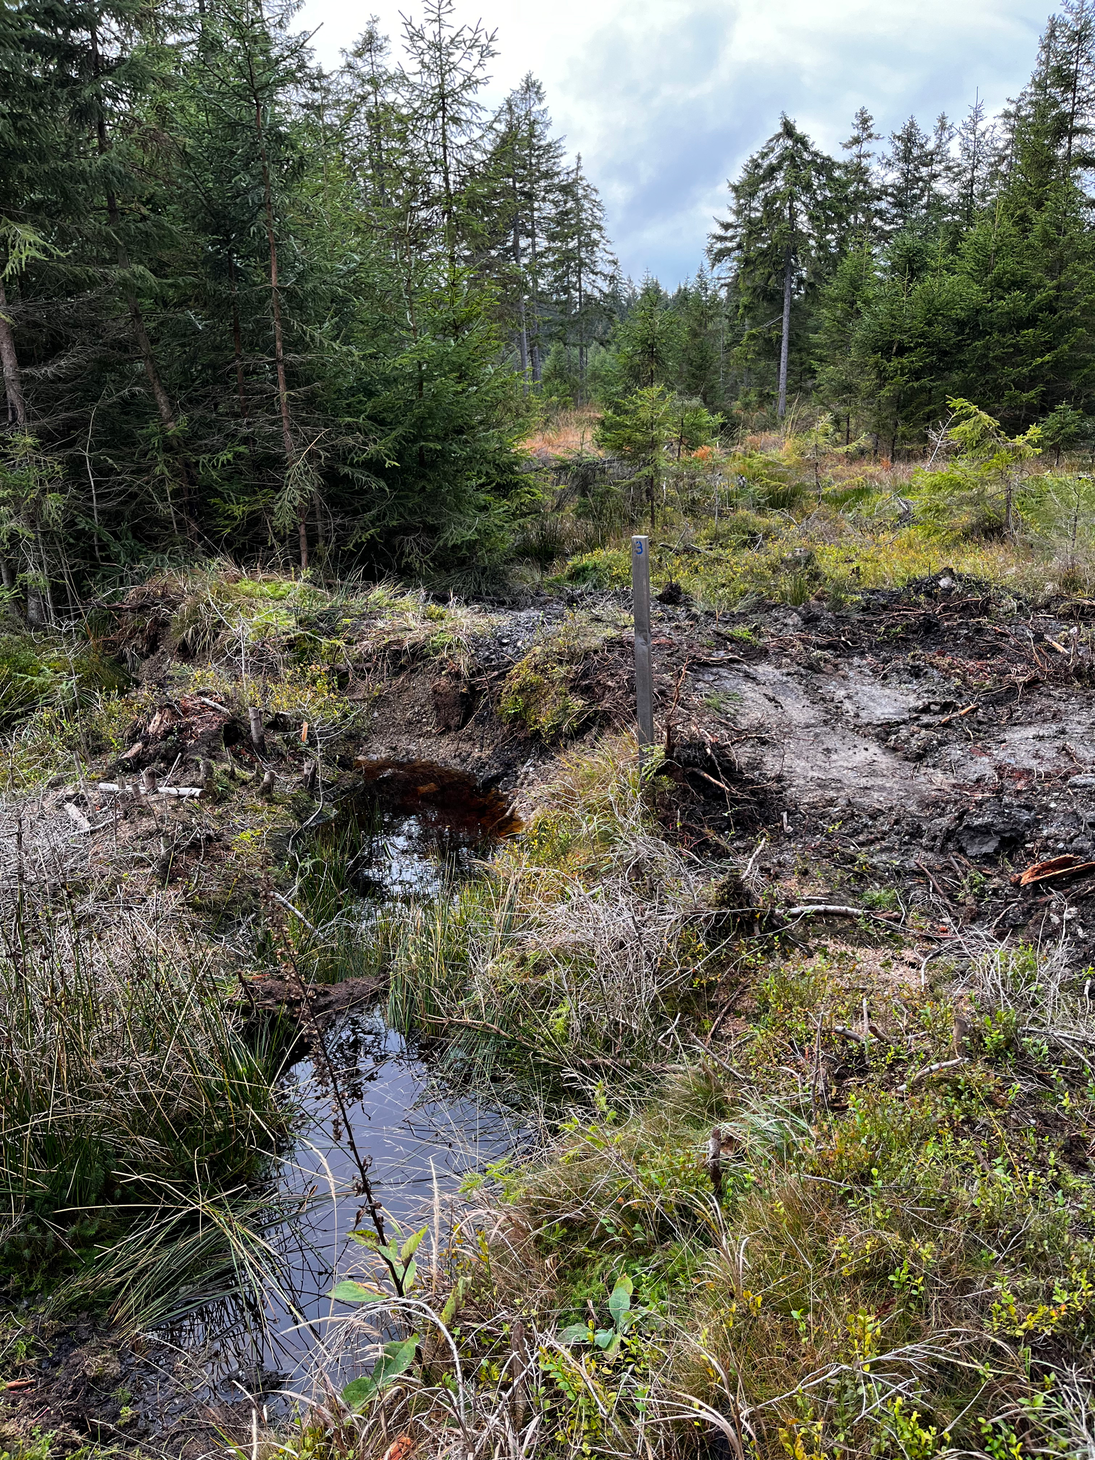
[1047,0,1095,169]
[672,270,725,407]
[835,107,883,245]
[951,94,1001,227]
[545,154,617,400]
[882,114,952,233]
[171,0,327,565]
[1,0,200,565]
[709,114,833,418]
[482,74,565,385]
[399,0,496,279]
[814,245,879,438]
[611,277,681,395]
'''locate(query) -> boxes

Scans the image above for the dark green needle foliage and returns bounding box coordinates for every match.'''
[0,0,619,604]
[7,0,1095,605]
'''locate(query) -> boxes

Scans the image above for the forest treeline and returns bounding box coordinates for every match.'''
[590,0,1095,459]
[3,0,1095,600]
[0,0,618,604]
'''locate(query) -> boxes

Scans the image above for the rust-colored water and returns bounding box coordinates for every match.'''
[355,757,523,837]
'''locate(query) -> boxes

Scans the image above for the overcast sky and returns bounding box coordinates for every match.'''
[296,0,1054,287]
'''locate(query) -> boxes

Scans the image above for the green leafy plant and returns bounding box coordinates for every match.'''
[340,1335,420,1410]
[329,1221,427,1301]
[861,887,899,911]
[978,1415,1023,1460]
[559,1272,647,1359]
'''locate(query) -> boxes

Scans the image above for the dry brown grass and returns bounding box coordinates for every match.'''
[520,407,602,459]
[378,736,723,1082]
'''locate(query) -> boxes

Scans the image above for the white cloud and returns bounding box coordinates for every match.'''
[297,0,1051,284]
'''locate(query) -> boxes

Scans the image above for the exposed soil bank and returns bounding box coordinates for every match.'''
[664,579,1095,955]
[4,572,1094,967]
[325,573,1095,962]
[5,572,1095,954]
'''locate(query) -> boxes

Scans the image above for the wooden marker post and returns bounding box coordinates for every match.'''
[632,535,654,746]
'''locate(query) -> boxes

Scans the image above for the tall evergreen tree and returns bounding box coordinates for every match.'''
[671,270,725,407]
[399,0,496,278]
[835,106,883,245]
[481,74,564,384]
[709,114,833,417]
[1047,0,1095,169]
[175,0,322,564]
[951,94,1001,227]
[336,21,410,229]
[611,277,681,395]
[814,243,879,436]
[545,154,617,400]
[1,0,199,574]
[882,114,952,233]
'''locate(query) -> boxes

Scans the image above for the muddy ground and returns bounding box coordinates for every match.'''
[322,573,1095,962]
[7,571,1095,955]
[664,577,1095,955]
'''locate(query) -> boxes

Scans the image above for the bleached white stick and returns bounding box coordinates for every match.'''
[96,783,203,798]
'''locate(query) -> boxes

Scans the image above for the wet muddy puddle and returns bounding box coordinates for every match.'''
[167,762,525,1402]
[345,758,522,899]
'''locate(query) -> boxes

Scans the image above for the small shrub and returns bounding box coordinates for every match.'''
[0,633,126,730]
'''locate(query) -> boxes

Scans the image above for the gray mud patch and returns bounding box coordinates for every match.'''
[693,658,942,813]
[666,580,1095,959]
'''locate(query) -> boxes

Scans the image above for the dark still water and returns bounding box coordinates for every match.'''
[154,762,526,1406]
[269,1008,522,1383]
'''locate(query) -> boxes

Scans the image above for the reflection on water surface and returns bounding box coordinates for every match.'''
[160,761,524,1400]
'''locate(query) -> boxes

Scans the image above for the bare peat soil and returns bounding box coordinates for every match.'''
[648,576,1095,958]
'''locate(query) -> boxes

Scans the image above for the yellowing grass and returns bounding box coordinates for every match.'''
[520,406,602,458]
